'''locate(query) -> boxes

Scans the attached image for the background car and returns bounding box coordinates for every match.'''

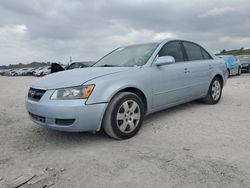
[68,62,95,69]
[218,55,241,76]
[8,69,18,76]
[33,67,44,76]
[1,69,11,76]
[0,69,5,76]
[25,67,37,76]
[16,68,30,76]
[236,55,250,73]
[51,61,95,73]
[33,66,51,76]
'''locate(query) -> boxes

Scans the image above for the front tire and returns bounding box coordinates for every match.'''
[202,77,222,104]
[102,92,144,140]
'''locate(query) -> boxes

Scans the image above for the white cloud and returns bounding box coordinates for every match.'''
[0,24,27,37]
[153,32,177,41]
[111,30,153,44]
[111,30,177,45]
[200,7,235,18]
[0,0,249,65]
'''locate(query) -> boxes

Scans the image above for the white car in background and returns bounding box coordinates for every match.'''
[16,68,30,76]
[9,69,18,76]
[0,69,5,75]
[34,66,51,76]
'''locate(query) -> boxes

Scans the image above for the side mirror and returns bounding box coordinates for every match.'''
[155,56,175,66]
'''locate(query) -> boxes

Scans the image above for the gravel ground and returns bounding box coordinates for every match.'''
[0,75,250,188]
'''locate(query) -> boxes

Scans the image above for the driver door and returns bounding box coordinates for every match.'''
[151,41,192,108]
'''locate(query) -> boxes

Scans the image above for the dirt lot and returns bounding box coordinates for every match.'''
[0,75,250,188]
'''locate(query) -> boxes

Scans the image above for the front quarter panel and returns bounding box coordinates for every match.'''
[85,67,152,111]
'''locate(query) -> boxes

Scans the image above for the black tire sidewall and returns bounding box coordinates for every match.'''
[227,69,230,77]
[110,93,144,139]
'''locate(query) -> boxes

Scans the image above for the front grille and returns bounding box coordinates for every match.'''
[28,88,46,101]
[29,112,45,123]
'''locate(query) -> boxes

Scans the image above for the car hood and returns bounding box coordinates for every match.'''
[31,67,136,89]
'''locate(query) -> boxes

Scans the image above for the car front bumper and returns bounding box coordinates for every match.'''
[25,90,108,132]
[241,64,250,72]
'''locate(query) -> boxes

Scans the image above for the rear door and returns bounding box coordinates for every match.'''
[181,41,213,97]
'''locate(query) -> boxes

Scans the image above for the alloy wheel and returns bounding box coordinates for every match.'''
[116,100,141,133]
[211,80,221,101]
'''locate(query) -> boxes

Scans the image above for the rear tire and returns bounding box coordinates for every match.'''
[227,69,230,77]
[237,67,242,76]
[102,92,144,140]
[202,77,222,104]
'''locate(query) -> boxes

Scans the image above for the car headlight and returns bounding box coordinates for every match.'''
[51,84,95,100]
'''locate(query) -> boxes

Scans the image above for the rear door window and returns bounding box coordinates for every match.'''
[183,42,203,61]
[200,48,212,60]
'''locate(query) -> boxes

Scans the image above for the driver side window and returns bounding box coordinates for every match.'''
[158,42,184,62]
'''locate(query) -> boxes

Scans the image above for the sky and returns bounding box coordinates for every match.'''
[0,0,250,65]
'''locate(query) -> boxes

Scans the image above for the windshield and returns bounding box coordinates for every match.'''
[93,43,159,67]
[67,63,86,70]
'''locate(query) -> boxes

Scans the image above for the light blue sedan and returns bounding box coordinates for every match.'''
[26,39,227,139]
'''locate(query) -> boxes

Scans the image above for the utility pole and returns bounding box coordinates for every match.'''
[69,56,73,64]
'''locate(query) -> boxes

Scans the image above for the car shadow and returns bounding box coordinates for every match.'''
[143,100,203,127]
[18,100,205,151]
[15,125,112,152]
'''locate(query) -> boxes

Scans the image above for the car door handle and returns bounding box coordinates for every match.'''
[209,65,213,69]
[184,68,190,73]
